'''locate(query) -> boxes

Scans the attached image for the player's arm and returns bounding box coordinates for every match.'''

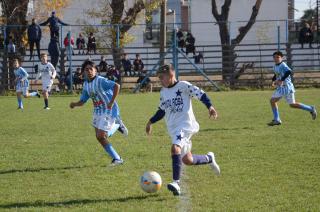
[50,64,57,79]
[184,82,218,119]
[101,79,120,109]
[70,90,89,109]
[146,108,166,135]
[20,68,29,81]
[275,65,292,86]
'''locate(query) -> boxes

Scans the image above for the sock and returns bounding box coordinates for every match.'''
[298,103,313,112]
[17,98,23,108]
[192,155,210,165]
[103,143,120,160]
[272,107,280,121]
[172,154,182,181]
[44,99,48,108]
[29,92,38,97]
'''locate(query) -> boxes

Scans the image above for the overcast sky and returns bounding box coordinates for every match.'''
[295,0,317,19]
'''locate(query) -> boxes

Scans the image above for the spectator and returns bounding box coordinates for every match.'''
[76,33,86,54]
[73,67,83,89]
[194,52,204,64]
[98,56,108,75]
[48,37,60,68]
[87,32,96,54]
[7,36,16,54]
[176,29,185,52]
[137,68,151,92]
[65,68,72,91]
[40,11,68,39]
[64,32,74,60]
[186,32,196,56]
[27,18,42,61]
[299,23,314,48]
[106,65,121,84]
[121,53,132,76]
[133,54,144,76]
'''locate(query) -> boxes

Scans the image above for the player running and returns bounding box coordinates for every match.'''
[146,63,221,196]
[13,58,40,110]
[70,60,127,166]
[268,51,317,126]
[35,52,56,110]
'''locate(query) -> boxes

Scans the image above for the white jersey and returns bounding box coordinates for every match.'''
[159,81,205,137]
[36,62,56,83]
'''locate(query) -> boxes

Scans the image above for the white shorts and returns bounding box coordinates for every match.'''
[92,114,119,137]
[16,86,28,96]
[42,80,53,92]
[171,130,193,157]
[271,90,295,104]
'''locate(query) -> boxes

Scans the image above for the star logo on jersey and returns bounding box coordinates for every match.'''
[176,89,182,96]
[176,134,182,141]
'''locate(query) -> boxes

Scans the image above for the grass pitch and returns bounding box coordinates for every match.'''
[0,89,319,211]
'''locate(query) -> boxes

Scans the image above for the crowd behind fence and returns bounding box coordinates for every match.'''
[0,21,319,92]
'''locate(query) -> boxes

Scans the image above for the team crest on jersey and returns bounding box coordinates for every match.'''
[161,89,184,113]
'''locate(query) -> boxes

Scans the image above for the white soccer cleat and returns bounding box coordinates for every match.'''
[207,152,220,176]
[44,107,51,110]
[110,158,124,166]
[117,119,129,136]
[311,106,317,120]
[167,181,181,196]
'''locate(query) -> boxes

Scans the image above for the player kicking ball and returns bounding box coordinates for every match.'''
[35,52,56,110]
[268,51,317,126]
[146,63,221,196]
[70,60,127,166]
[13,58,40,110]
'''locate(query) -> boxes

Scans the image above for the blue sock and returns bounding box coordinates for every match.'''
[192,155,209,165]
[172,154,182,181]
[272,107,280,121]
[103,143,120,160]
[29,92,38,97]
[17,98,23,108]
[298,103,313,112]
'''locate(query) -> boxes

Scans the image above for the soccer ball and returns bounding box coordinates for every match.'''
[140,171,162,193]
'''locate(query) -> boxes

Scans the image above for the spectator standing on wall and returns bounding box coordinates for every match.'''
[27,18,42,61]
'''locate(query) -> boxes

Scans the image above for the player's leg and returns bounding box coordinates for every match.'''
[16,91,23,109]
[287,93,317,120]
[42,90,50,109]
[268,92,282,126]
[116,117,128,136]
[23,86,40,98]
[167,144,182,195]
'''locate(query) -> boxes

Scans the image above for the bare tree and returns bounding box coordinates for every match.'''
[211,0,262,84]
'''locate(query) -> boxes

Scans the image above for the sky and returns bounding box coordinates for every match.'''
[295,0,317,19]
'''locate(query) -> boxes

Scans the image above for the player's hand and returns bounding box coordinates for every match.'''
[208,106,218,120]
[69,102,76,109]
[107,102,113,110]
[146,121,152,135]
[271,81,276,87]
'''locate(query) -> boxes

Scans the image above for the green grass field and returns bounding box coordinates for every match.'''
[0,89,319,211]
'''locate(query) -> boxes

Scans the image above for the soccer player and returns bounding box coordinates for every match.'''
[268,51,317,126]
[69,60,125,165]
[35,52,56,110]
[146,63,221,196]
[13,58,40,109]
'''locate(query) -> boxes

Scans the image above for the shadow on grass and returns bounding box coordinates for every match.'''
[0,194,164,209]
[200,127,254,132]
[0,165,98,175]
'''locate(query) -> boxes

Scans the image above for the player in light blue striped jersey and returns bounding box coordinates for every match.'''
[13,58,40,110]
[70,60,128,166]
[268,51,317,126]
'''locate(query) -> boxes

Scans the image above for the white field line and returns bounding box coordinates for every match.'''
[177,165,192,212]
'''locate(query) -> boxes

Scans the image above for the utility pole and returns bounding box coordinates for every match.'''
[159,0,167,65]
[317,0,319,41]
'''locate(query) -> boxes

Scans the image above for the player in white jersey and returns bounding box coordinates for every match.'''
[146,64,221,196]
[13,58,40,109]
[70,60,127,166]
[268,51,317,126]
[35,52,56,110]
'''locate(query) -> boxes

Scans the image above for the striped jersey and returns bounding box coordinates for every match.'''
[36,62,56,82]
[14,67,29,88]
[159,81,205,136]
[80,76,120,117]
[273,62,295,95]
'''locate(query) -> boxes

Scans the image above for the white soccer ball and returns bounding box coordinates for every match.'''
[140,171,162,193]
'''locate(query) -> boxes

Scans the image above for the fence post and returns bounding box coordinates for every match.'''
[228,21,232,45]
[277,21,280,50]
[60,25,63,47]
[285,20,288,44]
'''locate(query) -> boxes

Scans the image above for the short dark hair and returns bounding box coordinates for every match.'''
[136,53,140,57]
[157,63,173,74]
[81,59,96,72]
[273,51,283,57]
